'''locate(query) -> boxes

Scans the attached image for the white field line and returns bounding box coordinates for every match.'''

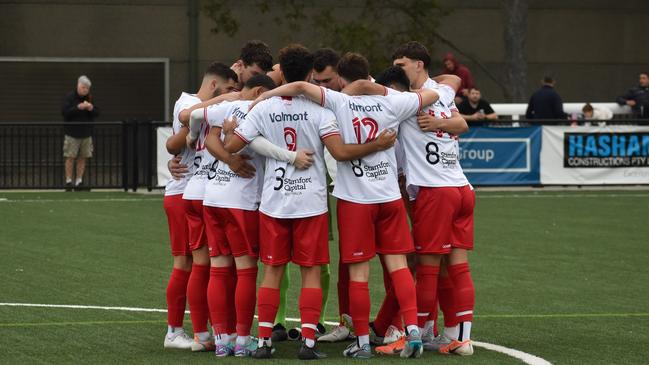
[0,302,560,364]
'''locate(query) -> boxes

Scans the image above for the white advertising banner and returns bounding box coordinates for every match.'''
[541,125,649,184]
[156,127,174,187]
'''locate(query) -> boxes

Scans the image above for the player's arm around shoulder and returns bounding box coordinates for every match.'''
[250,81,322,109]
[323,129,397,161]
[342,80,387,96]
[166,124,189,155]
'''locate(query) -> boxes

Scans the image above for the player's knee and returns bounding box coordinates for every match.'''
[349,261,370,282]
[262,264,286,288]
[191,246,210,265]
[211,255,233,267]
[418,254,442,266]
[448,248,469,265]
[173,255,192,271]
[234,255,256,269]
[382,254,408,273]
[300,265,322,288]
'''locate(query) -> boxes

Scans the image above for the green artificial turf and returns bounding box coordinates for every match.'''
[1,190,648,364]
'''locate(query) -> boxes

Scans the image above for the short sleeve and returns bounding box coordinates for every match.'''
[234,105,263,144]
[321,87,349,111]
[319,108,340,140]
[449,100,459,113]
[205,102,230,128]
[436,84,456,107]
[482,101,494,114]
[387,92,422,122]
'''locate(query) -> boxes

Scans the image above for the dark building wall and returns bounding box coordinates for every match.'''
[1,0,648,121]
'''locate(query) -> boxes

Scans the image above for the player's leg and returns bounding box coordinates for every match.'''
[253,213,292,358]
[439,185,476,356]
[342,261,373,359]
[272,263,289,342]
[291,213,329,359]
[185,200,212,351]
[319,260,353,342]
[162,194,193,349]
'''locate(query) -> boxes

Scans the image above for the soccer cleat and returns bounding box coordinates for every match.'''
[369,322,384,345]
[251,343,274,359]
[214,342,235,357]
[271,323,288,342]
[163,331,194,349]
[316,322,326,335]
[342,341,372,359]
[375,336,405,355]
[423,333,453,352]
[439,339,474,356]
[65,182,73,192]
[191,335,216,352]
[400,328,423,358]
[318,314,354,342]
[383,325,404,345]
[234,338,258,357]
[297,341,328,360]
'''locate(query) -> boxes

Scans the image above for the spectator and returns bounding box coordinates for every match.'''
[581,103,612,126]
[525,76,567,120]
[311,48,342,91]
[458,88,498,125]
[616,72,649,119]
[440,52,475,103]
[62,75,99,191]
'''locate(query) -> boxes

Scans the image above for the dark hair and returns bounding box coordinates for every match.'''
[313,48,341,72]
[391,41,431,69]
[240,40,273,72]
[543,75,554,84]
[278,44,314,83]
[244,74,276,90]
[336,52,369,82]
[205,62,238,82]
[375,66,410,91]
[640,71,649,77]
[469,87,481,92]
[582,103,594,112]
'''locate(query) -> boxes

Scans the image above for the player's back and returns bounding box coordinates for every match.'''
[166,92,201,196]
[235,95,338,218]
[320,88,422,204]
[399,80,468,188]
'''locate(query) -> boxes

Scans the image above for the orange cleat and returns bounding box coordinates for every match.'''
[375,336,405,355]
[439,339,474,356]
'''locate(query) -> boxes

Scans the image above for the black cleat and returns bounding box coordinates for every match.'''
[271,323,288,342]
[298,341,328,360]
[316,323,326,335]
[252,343,274,359]
[65,182,73,192]
[74,182,90,191]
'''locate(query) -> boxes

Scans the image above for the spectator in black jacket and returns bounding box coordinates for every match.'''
[616,72,649,119]
[62,75,99,191]
[525,76,567,120]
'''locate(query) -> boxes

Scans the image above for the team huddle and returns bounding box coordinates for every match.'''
[162,40,476,360]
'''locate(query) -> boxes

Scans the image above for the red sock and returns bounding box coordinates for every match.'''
[257,287,280,338]
[389,268,418,328]
[299,288,323,341]
[166,268,190,327]
[337,261,350,321]
[373,288,399,336]
[235,267,258,336]
[447,263,475,323]
[226,265,237,333]
[187,264,210,333]
[349,281,370,336]
[207,266,233,335]
[437,274,458,327]
[391,312,403,330]
[416,265,440,328]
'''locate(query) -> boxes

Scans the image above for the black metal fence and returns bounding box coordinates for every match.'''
[1,119,648,191]
[0,121,169,191]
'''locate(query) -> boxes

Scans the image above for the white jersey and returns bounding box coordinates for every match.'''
[398,79,469,188]
[165,92,201,196]
[320,87,422,204]
[182,115,214,200]
[234,95,339,218]
[202,100,265,211]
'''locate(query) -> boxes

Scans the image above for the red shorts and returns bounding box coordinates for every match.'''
[184,199,207,251]
[412,185,475,254]
[163,194,191,256]
[259,213,330,267]
[337,199,414,264]
[204,206,259,258]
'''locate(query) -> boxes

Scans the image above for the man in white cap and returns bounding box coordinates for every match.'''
[62,75,99,191]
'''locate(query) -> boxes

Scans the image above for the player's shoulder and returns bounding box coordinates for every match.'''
[175,92,200,105]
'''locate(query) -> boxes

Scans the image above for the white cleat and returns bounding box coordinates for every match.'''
[424,333,453,352]
[164,331,194,349]
[318,314,354,342]
[439,339,474,356]
[382,325,405,345]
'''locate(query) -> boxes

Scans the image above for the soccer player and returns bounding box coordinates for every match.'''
[179,63,238,352]
[162,62,236,349]
[186,74,314,357]
[312,48,342,91]
[250,52,443,358]
[231,40,274,89]
[393,41,475,356]
[223,44,396,360]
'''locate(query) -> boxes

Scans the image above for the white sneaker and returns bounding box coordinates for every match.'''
[423,333,453,351]
[164,330,194,349]
[318,314,354,342]
[383,325,405,345]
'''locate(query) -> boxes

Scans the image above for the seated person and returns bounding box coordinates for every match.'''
[458,88,497,125]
